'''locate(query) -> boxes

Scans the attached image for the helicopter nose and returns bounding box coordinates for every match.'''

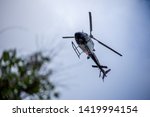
[75,32,81,39]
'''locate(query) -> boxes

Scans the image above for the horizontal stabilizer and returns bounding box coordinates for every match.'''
[92,65,107,68]
[100,65,107,68]
[92,65,98,68]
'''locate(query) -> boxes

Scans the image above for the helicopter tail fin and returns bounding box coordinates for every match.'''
[105,69,111,74]
[102,69,111,81]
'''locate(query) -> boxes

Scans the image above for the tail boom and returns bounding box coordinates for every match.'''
[90,53,111,81]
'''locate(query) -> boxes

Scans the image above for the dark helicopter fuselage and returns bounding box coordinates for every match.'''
[74,32,94,55]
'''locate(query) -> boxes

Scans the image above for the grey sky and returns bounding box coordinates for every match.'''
[0,0,150,99]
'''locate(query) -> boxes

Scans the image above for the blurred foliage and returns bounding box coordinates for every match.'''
[0,49,59,100]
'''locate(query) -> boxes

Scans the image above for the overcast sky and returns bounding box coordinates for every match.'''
[0,0,150,99]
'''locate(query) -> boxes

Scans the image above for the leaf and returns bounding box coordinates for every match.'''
[54,92,60,98]
[0,49,59,100]
[3,51,9,61]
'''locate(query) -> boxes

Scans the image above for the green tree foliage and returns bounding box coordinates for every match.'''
[0,49,59,100]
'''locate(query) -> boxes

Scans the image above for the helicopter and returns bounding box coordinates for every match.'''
[63,12,122,81]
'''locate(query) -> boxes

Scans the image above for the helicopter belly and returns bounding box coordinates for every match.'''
[79,44,88,53]
[79,41,94,55]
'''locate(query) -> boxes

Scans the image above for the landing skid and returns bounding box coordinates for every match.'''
[72,41,82,58]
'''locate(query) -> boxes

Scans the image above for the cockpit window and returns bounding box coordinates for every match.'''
[75,32,82,39]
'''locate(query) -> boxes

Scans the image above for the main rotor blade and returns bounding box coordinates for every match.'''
[92,37,123,56]
[62,36,74,39]
[89,12,93,35]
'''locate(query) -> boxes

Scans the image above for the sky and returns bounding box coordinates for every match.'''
[0,0,150,99]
